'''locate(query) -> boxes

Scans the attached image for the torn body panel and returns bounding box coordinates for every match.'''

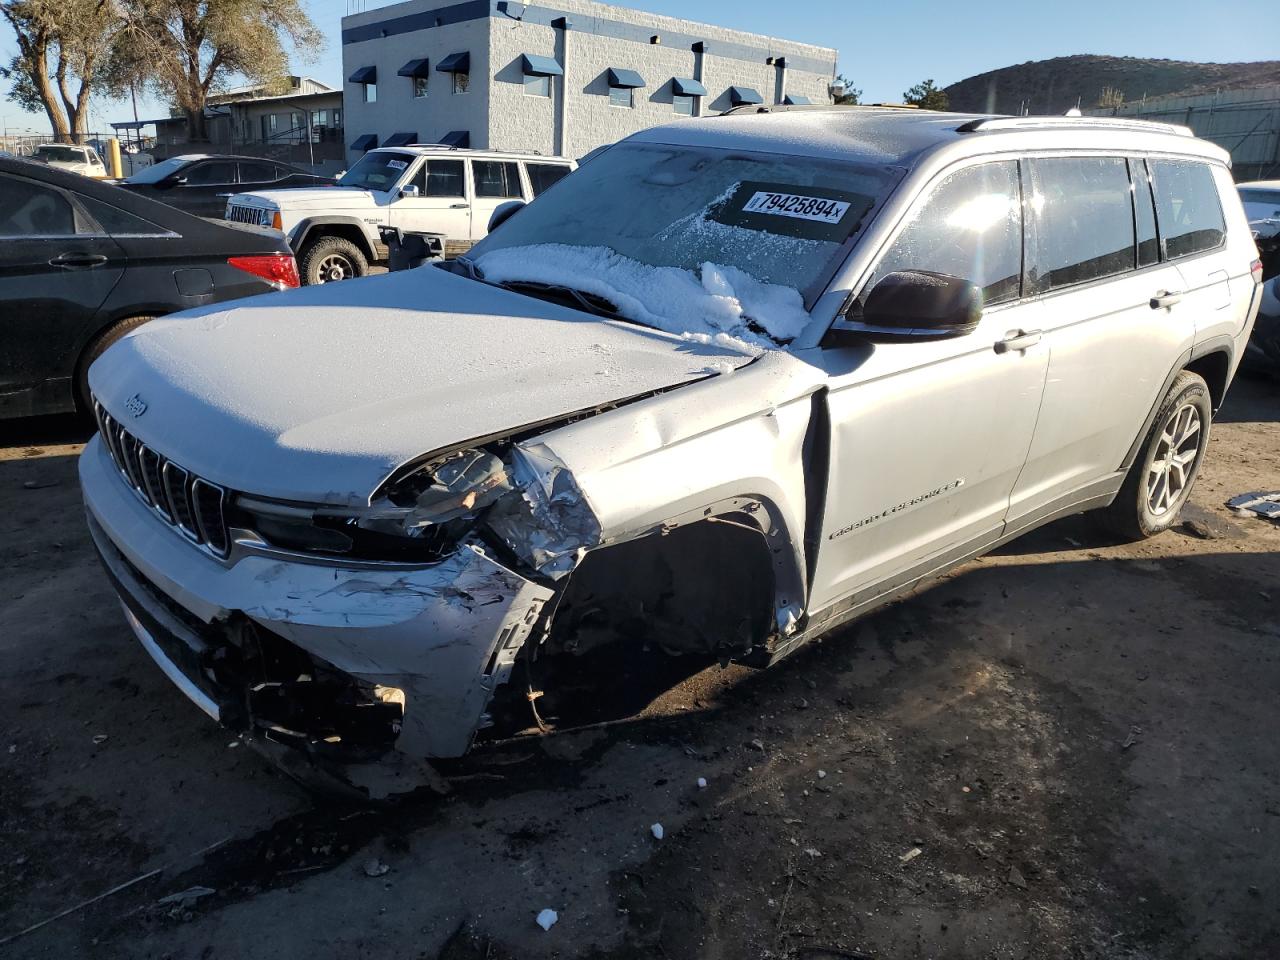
[82,436,553,761]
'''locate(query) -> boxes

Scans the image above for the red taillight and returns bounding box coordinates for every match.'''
[1252,258,1264,285]
[229,254,299,289]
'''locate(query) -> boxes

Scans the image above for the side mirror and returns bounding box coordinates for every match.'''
[854,270,982,338]
[400,183,420,199]
[162,174,187,187]
[488,200,525,234]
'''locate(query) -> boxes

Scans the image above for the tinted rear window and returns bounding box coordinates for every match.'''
[1151,160,1225,259]
[0,175,75,236]
[1238,188,1280,208]
[526,163,571,197]
[1029,157,1135,292]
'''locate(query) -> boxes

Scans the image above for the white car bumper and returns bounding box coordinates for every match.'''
[80,434,552,762]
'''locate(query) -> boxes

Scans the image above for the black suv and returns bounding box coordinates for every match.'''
[117,155,335,218]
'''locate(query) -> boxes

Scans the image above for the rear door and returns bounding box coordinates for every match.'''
[236,160,286,196]
[391,157,472,254]
[0,172,125,415]
[469,159,526,241]
[1006,155,1194,523]
[1149,159,1238,346]
[173,159,239,218]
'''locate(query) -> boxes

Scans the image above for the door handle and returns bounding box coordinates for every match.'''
[49,253,108,268]
[994,329,1043,354]
[450,203,469,209]
[1150,290,1184,309]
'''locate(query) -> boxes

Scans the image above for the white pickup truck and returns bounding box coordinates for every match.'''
[225,146,575,285]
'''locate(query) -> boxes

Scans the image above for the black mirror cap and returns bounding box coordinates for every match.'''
[861,270,983,336]
[487,200,526,234]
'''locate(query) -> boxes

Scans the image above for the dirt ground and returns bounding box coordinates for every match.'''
[1,375,1278,960]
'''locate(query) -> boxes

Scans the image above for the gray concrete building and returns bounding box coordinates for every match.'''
[340,0,838,160]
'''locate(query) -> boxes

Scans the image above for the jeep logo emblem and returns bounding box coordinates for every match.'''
[124,394,147,418]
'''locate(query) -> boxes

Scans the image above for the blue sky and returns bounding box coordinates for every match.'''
[1,0,1275,135]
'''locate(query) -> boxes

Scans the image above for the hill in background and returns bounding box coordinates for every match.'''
[944,55,1280,115]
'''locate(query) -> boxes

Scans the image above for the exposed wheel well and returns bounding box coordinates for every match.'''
[298,223,375,261]
[1184,350,1231,412]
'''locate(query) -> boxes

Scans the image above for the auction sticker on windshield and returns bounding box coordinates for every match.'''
[742,191,851,224]
[712,181,874,243]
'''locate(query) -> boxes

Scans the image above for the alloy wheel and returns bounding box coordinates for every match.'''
[1146,401,1202,517]
[317,254,354,283]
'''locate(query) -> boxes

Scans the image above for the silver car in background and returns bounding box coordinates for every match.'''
[82,108,1262,795]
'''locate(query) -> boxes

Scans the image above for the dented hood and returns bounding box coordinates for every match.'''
[88,267,755,505]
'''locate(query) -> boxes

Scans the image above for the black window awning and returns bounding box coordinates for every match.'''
[383,131,418,146]
[607,68,645,89]
[397,58,430,78]
[783,93,812,105]
[350,133,378,151]
[521,53,563,76]
[439,130,470,148]
[672,77,707,97]
[729,86,764,106]
[348,65,377,84]
[436,51,470,73]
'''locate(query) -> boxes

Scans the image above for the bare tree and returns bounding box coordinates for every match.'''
[1,0,120,139]
[119,0,323,142]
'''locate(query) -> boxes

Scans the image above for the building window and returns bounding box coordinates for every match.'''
[673,94,694,116]
[363,82,377,103]
[454,72,469,94]
[609,86,633,108]
[524,73,551,98]
[413,75,428,98]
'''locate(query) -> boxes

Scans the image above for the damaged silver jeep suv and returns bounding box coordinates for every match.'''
[82,108,1263,794]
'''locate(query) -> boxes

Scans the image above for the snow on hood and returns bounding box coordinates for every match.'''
[87,266,755,505]
[473,244,812,349]
[233,186,370,209]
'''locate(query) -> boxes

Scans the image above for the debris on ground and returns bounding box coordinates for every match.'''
[651,823,664,840]
[91,734,108,745]
[1122,725,1142,750]
[697,777,708,789]
[748,738,766,752]
[1179,502,1243,539]
[156,886,216,908]
[1227,491,1280,521]
[362,858,390,878]
[1008,865,1028,889]
[21,479,59,490]
[899,847,922,864]
[535,908,558,931]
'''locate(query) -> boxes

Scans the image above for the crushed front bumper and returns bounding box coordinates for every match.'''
[80,435,553,760]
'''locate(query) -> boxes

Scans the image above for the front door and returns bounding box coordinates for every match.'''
[173,158,240,218]
[808,159,1048,614]
[391,157,472,255]
[0,172,124,415]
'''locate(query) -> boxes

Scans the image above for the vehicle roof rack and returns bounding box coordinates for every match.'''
[719,102,927,117]
[955,116,1194,137]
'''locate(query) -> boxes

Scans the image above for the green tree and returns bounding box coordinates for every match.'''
[118,0,323,141]
[903,78,949,111]
[833,73,861,106]
[1,0,122,140]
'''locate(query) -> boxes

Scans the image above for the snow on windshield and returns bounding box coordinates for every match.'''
[475,243,810,348]
[466,143,895,347]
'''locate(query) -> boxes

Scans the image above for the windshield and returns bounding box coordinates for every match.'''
[126,156,195,184]
[37,145,87,163]
[465,142,897,347]
[339,152,415,191]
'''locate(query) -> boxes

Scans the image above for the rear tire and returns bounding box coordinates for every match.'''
[1100,370,1212,540]
[76,315,154,413]
[300,236,368,285]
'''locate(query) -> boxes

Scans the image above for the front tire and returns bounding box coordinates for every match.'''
[1100,370,1212,540]
[76,315,154,413]
[300,236,368,285]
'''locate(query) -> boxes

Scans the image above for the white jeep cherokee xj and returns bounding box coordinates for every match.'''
[85,107,1262,795]
[225,146,576,285]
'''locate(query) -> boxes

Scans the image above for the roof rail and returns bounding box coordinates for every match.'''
[719,102,932,117]
[956,116,1194,137]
